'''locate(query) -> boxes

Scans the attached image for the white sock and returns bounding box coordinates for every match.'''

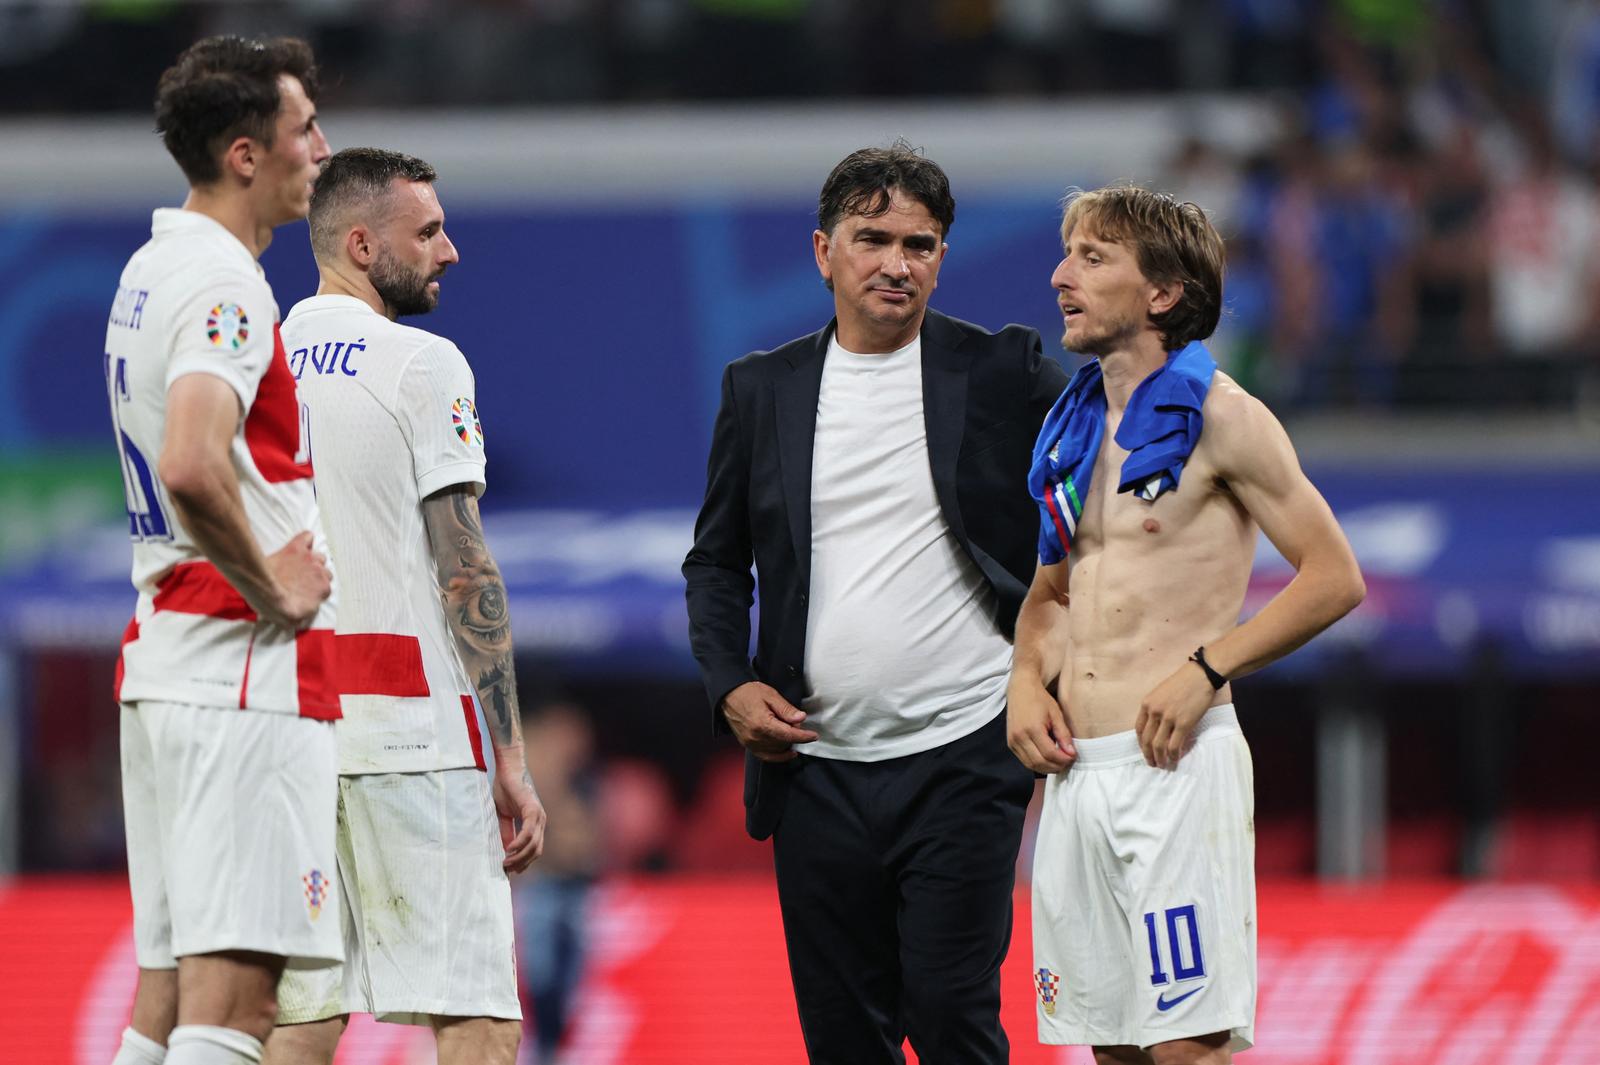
[164,1025,263,1065]
[112,1026,167,1065]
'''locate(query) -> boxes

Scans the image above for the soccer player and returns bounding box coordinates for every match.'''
[1007,185,1366,1064]
[105,35,336,1065]
[264,148,545,1065]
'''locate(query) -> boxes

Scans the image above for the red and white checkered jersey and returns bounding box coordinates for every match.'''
[281,294,490,774]
[104,209,340,719]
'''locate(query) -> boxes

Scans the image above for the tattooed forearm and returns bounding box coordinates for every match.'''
[423,485,523,749]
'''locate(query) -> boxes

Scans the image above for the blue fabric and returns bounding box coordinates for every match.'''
[1028,341,1217,564]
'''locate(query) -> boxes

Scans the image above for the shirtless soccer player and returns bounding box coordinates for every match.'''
[264,148,545,1065]
[1006,186,1366,1065]
[105,36,335,1065]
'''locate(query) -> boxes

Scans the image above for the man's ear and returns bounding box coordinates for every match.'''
[812,228,833,288]
[1149,279,1183,317]
[346,224,375,267]
[219,136,257,182]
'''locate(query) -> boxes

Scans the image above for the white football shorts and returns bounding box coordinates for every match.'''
[276,768,521,1025]
[1031,703,1256,1052]
[120,701,341,969]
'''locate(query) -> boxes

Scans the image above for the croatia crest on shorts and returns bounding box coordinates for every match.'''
[302,868,329,920]
[1034,967,1061,1016]
[205,303,249,349]
[451,397,483,447]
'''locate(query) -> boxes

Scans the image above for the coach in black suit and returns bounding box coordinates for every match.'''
[683,144,1069,1064]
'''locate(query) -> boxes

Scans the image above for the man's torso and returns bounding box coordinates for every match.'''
[282,294,489,773]
[1059,379,1257,737]
[801,333,1011,760]
[107,208,335,716]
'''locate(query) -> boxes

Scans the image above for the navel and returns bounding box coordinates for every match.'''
[1143,518,1161,534]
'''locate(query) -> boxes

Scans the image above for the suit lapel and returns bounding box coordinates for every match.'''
[775,326,829,574]
[921,313,971,546]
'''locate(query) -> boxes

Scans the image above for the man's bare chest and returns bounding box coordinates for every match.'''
[1073,440,1219,555]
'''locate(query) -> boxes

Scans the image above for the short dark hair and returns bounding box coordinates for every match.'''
[154,35,319,186]
[817,139,955,238]
[308,147,438,259]
[1061,185,1226,349]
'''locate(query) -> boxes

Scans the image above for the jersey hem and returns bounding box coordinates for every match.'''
[415,460,486,500]
[165,362,256,412]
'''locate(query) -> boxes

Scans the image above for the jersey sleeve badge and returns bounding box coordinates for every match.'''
[205,303,250,350]
[451,397,484,447]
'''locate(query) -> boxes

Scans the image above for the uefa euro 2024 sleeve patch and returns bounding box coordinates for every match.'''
[451,397,484,447]
[205,302,250,350]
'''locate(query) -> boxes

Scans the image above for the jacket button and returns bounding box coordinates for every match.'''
[787,665,799,677]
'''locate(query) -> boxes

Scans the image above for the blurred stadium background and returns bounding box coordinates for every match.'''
[2,0,1600,1061]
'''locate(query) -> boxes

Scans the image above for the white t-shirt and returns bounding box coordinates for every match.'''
[281,294,491,774]
[105,208,339,719]
[801,333,1012,760]
[1490,174,1599,354]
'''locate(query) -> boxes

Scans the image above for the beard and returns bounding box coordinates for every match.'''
[370,248,441,317]
[1062,310,1141,358]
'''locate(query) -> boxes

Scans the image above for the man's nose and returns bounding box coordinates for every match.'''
[882,247,911,280]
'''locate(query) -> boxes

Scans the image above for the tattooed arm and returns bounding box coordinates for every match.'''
[422,484,546,872]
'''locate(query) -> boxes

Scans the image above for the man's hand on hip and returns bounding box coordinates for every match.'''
[720,681,819,763]
[260,530,332,630]
[1136,661,1216,769]
[1006,674,1076,774]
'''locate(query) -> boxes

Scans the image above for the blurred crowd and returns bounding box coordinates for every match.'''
[3,3,1596,409]
[1156,4,1600,409]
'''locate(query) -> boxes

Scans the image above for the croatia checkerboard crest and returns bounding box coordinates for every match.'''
[302,868,329,920]
[1035,967,1061,1015]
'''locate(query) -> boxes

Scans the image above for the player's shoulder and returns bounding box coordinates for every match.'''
[374,314,458,356]
[1203,370,1273,424]
[1201,370,1293,464]
[144,246,266,302]
[141,217,264,290]
[400,326,470,374]
[285,300,463,363]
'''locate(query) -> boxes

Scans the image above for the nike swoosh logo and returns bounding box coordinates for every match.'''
[1156,986,1203,1011]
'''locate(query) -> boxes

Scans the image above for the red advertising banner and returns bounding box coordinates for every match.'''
[4,877,1599,1063]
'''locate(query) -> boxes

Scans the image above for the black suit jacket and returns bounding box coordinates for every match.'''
[682,309,1071,839]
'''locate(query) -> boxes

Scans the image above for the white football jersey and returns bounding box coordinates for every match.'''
[104,209,340,719]
[281,294,491,774]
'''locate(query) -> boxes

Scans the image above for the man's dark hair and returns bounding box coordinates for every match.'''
[154,35,319,186]
[1061,185,1226,349]
[308,147,438,260]
[817,139,956,238]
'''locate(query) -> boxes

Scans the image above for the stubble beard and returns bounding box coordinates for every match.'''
[371,247,439,318]
[1063,311,1141,359]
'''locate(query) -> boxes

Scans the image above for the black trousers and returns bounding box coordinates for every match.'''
[771,711,1034,1065]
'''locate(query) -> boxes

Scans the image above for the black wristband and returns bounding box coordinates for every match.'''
[1190,646,1227,690]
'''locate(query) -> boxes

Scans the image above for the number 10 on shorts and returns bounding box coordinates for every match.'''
[1144,904,1206,986]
